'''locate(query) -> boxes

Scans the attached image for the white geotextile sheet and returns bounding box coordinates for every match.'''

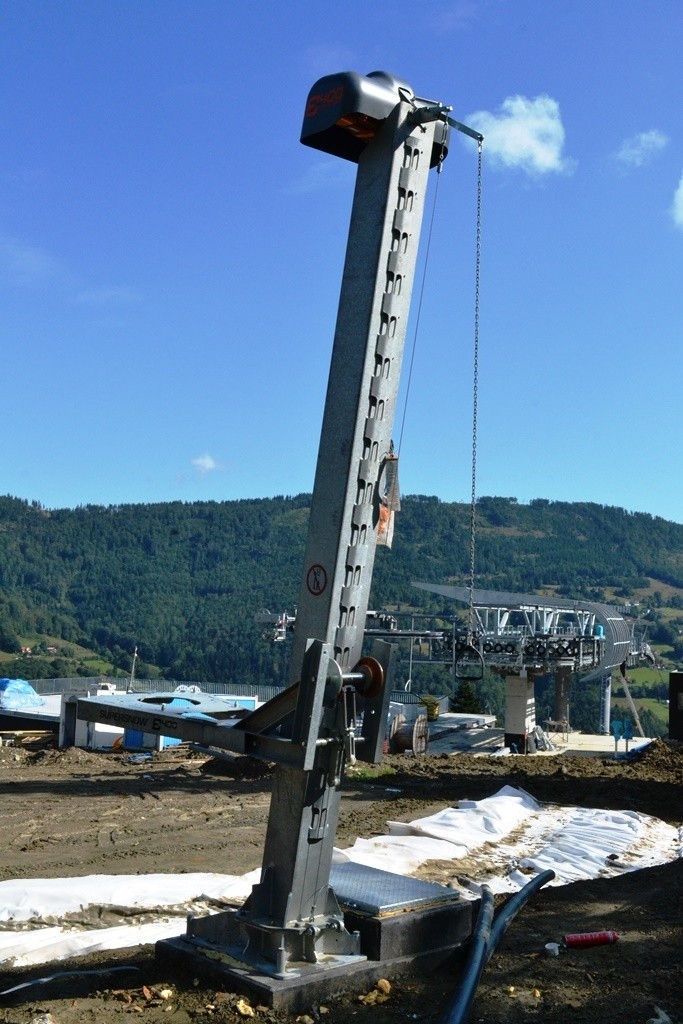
[0,921,186,968]
[337,785,681,894]
[387,784,534,844]
[0,787,680,971]
[0,871,258,924]
[0,870,259,970]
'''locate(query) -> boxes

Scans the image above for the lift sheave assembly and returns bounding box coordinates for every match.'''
[75,70,481,1009]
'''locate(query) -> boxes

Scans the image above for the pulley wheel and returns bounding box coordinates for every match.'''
[324,658,344,704]
[353,656,384,698]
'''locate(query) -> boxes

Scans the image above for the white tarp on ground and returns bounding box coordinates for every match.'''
[337,785,681,894]
[0,870,259,970]
[0,787,680,970]
[0,871,258,924]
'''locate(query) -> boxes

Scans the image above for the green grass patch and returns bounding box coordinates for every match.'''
[612,696,669,725]
[622,666,669,687]
[345,763,398,782]
[81,656,118,674]
[17,635,97,658]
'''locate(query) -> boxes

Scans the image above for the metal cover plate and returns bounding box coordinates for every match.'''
[330,861,459,916]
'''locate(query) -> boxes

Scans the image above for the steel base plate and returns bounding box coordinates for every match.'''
[330,860,459,914]
[332,863,472,963]
[156,864,474,1011]
[157,932,470,1012]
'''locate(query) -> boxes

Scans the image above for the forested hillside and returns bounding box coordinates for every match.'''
[2,493,683,689]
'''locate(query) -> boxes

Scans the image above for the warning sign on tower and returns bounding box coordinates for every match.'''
[306,564,328,596]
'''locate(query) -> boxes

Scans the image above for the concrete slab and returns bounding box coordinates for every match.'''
[543,731,653,757]
[427,724,505,756]
[425,713,652,758]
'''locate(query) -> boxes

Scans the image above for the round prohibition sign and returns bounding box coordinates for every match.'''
[306,563,328,596]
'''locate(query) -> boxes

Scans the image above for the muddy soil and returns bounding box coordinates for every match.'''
[0,740,681,1024]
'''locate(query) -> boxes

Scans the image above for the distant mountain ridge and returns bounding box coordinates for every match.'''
[1,492,682,683]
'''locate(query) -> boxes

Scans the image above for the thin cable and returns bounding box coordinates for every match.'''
[467,141,483,637]
[396,162,443,456]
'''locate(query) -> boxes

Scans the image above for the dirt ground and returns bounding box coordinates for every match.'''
[0,738,681,1024]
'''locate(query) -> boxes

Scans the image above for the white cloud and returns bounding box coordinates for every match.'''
[615,129,669,167]
[285,159,352,196]
[192,453,221,474]
[75,286,142,305]
[161,82,212,101]
[466,95,572,175]
[303,45,356,79]
[430,0,481,32]
[0,233,63,286]
[672,173,683,230]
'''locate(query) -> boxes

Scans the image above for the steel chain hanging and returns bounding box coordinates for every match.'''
[467,140,483,641]
[394,105,484,654]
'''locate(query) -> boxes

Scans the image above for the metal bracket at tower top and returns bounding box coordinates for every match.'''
[447,115,483,143]
[406,100,484,144]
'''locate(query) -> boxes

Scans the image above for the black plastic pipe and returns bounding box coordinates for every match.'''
[442,884,495,1024]
[485,868,555,964]
[443,869,556,1024]
[0,966,140,1002]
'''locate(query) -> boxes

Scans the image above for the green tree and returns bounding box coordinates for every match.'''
[451,680,483,714]
[0,623,20,654]
[4,492,683,686]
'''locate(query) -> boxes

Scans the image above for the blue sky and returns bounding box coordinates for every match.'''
[2,1,682,521]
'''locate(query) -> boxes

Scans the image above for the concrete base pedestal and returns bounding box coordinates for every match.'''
[156,863,474,1012]
[504,674,536,754]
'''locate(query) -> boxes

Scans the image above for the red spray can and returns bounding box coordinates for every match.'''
[563,930,618,948]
